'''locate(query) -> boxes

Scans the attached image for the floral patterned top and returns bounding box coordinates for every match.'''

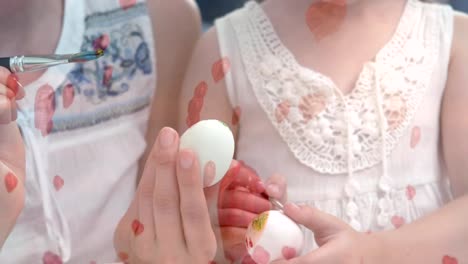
[1,0,156,263]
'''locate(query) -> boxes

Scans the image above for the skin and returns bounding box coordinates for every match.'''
[114,128,218,263]
[139,0,203,181]
[0,0,52,248]
[0,0,271,262]
[179,0,468,263]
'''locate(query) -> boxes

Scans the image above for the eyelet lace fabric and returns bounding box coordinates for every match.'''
[235,0,437,174]
[232,0,440,229]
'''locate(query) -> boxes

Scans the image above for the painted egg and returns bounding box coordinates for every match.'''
[246,210,304,264]
[179,119,235,187]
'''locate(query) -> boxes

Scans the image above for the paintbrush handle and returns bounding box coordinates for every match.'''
[0,51,103,73]
[0,56,69,73]
[0,57,11,71]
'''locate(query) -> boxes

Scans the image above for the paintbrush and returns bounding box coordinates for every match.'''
[0,49,104,73]
[260,191,285,211]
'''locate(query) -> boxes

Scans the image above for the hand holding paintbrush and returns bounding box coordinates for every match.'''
[0,49,104,73]
[0,49,104,124]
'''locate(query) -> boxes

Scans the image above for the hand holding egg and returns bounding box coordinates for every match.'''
[179,119,235,187]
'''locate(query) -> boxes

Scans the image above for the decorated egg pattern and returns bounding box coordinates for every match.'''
[246,210,304,264]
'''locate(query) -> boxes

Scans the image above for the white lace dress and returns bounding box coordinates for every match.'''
[215,0,454,252]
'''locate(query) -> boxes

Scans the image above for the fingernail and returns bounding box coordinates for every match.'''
[179,150,194,169]
[227,162,241,178]
[6,74,21,96]
[159,128,175,148]
[17,86,25,100]
[204,161,216,187]
[256,181,265,193]
[267,184,279,196]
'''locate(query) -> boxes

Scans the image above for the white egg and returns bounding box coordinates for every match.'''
[179,119,235,187]
[246,210,304,264]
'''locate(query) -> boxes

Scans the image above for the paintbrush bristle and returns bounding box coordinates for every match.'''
[68,50,104,63]
[95,49,104,57]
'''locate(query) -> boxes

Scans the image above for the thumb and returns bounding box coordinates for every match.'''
[270,242,334,264]
[283,203,349,240]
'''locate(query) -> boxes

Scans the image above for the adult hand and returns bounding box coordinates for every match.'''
[0,67,25,248]
[114,127,217,263]
[272,203,381,264]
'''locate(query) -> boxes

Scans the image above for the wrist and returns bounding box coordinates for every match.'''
[361,231,394,264]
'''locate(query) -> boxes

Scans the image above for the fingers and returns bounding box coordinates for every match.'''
[226,243,250,263]
[0,83,15,99]
[222,160,265,194]
[219,189,271,213]
[283,203,349,235]
[219,161,242,190]
[220,226,247,249]
[265,174,288,203]
[0,95,12,124]
[10,102,17,121]
[218,208,258,227]
[177,149,216,259]
[0,70,25,124]
[220,227,249,262]
[0,67,11,83]
[240,255,257,264]
[0,68,25,100]
[135,128,180,259]
[152,127,186,251]
[5,73,24,100]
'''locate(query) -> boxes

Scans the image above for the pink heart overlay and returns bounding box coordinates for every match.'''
[42,251,62,264]
[442,255,458,264]
[62,84,75,109]
[119,0,136,10]
[406,185,416,200]
[212,57,231,83]
[252,245,270,264]
[391,215,405,229]
[53,176,64,191]
[282,246,297,260]
[35,84,56,137]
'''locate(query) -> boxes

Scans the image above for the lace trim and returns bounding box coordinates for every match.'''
[233,0,440,174]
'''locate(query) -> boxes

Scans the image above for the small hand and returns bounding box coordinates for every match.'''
[204,160,272,263]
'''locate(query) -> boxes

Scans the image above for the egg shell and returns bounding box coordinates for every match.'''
[179,120,235,187]
[246,210,304,263]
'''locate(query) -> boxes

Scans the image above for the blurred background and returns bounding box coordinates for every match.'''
[196,0,248,29]
[196,0,468,28]
[452,0,468,11]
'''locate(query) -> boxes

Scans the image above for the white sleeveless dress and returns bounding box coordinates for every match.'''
[215,0,454,254]
[0,0,156,263]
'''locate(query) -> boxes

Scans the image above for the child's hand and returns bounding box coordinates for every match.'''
[0,67,26,248]
[204,160,272,263]
[272,203,383,264]
[0,67,25,124]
